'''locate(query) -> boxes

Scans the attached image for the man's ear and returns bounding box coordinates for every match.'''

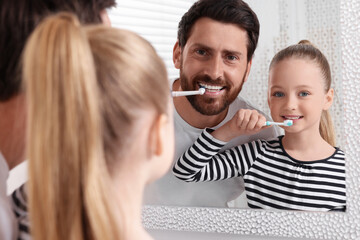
[173,41,181,69]
[243,59,253,83]
[148,114,168,158]
[100,9,111,26]
[323,88,334,110]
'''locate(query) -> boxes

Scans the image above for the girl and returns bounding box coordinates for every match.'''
[173,40,346,212]
[23,13,174,240]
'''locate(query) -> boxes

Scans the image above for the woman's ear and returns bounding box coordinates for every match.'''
[323,88,334,110]
[173,41,181,69]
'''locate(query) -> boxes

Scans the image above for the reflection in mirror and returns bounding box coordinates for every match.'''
[109,0,344,212]
[233,0,344,209]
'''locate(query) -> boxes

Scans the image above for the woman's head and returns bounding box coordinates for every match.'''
[268,40,335,146]
[23,12,173,240]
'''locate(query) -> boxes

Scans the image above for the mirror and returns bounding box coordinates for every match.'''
[110,0,359,238]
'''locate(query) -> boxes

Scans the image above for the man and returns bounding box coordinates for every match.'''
[145,0,279,207]
[0,1,115,239]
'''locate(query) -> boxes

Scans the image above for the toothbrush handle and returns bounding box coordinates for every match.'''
[264,121,283,126]
[171,90,201,97]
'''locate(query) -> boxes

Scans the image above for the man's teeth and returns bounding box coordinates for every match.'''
[199,84,223,91]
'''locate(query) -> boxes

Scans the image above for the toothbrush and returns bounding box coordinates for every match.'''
[171,88,206,97]
[264,120,293,127]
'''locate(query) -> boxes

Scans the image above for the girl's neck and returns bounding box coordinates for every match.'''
[282,130,335,161]
[114,174,153,240]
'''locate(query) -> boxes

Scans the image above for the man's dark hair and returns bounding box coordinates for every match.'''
[177,0,259,63]
[0,0,116,101]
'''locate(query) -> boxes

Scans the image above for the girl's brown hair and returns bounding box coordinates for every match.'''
[23,12,168,240]
[269,40,335,146]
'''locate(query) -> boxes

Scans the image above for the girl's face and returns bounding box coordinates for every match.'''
[268,58,333,135]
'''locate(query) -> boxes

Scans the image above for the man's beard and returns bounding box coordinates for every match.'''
[179,70,247,116]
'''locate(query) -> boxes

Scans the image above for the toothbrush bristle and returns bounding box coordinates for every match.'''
[199,87,206,95]
[284,120,293,126]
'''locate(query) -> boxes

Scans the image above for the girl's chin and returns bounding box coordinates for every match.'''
[283,129,303,136]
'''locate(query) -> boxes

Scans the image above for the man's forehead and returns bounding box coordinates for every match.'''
[187,18,246,40]
[184,18,248,53]
[190,17,245,34]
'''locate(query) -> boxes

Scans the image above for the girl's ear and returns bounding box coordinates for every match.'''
[148,114,168,158]
[173,41,181,69]
[145,112,173,183]
[323,88,334,110]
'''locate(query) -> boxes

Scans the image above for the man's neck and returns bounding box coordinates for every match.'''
[172,79,228,129]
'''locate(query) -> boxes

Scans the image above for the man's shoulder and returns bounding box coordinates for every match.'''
[230,96,260,109]
[229,96,270,117]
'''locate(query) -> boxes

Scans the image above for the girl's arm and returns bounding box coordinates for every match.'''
[172,128,262,182]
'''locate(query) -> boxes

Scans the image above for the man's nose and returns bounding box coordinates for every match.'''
[204,55,224,80]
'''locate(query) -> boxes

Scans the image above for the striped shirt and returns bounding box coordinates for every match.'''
[11,184,31,240]
[173,129,346,212]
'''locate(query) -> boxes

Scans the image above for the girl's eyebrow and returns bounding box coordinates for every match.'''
[295,84,314,89]
[269,84,314,89]
[269,85,283,89]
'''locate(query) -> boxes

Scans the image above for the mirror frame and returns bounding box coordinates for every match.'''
[142,0,360,239]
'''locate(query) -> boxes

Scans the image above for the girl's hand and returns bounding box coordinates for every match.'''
[212,109,268,142]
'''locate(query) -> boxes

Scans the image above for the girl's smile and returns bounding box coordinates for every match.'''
[282,115,303,122]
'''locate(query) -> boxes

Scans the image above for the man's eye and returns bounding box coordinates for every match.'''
[227,55,238,61]
[196,49,206,55]
[299,92,309,97]
[273,92,284,97]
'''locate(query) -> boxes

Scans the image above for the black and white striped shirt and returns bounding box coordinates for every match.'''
[173,129,346,212]
[11,183,31,240]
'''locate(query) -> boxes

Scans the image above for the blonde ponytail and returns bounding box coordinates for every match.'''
[23,13,121,240]
[320,110,336,147]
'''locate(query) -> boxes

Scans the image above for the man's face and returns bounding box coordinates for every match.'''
[174,17,252,115]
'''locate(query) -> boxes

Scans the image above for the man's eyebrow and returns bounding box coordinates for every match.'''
[223,49,243,56]
[190,43,243,56]
[190,43,213,51]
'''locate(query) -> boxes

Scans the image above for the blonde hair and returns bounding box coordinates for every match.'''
[269,40,335,146]
[23,12,169,240]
